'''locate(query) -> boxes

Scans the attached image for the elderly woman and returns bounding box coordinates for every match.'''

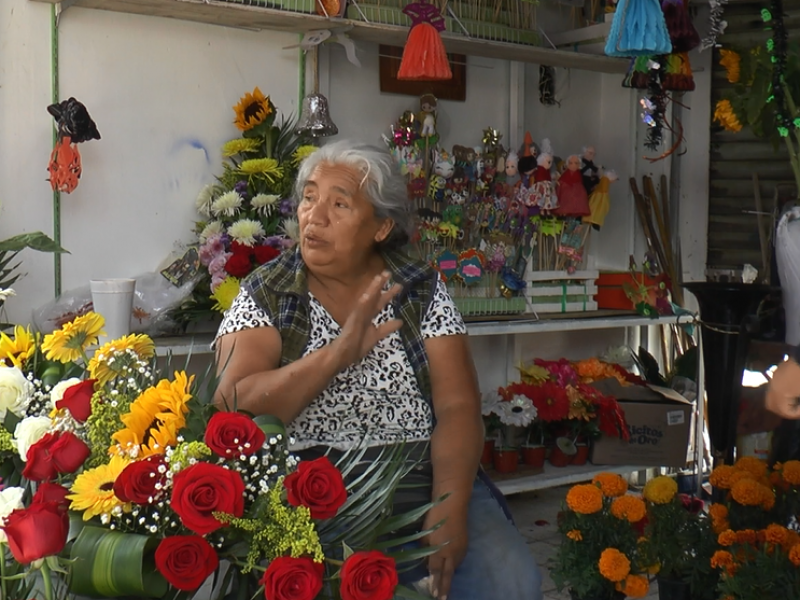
[213,141,542,600]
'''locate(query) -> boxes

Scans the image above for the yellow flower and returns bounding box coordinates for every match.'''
[88,334,155,385]
[615,574,649,598]
[239,158,282,180]
[211,277,241,313]
[718,529,737,547]
[719,49,741,83]
[68,454,131,521]
[592,472,628,497]
[713,99,743,133]
[566,484,604,515]
[233,87,272,132]
[110,372,193,458]
[566,529,583,541]
[781,460,800,485]
[42,312,106,363]
[710,464,736,490]
[221,138,260,157]
[730,479,770,507]
[643,476,677,504]
[611,495,647,523]
[516,363,550,385]
[598,548,631,582]
[734,456,767,479]
[293,145,318,165]
[0,325,37,369]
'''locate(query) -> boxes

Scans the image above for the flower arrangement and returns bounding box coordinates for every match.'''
[551,472,651,600]
[0,313,437,600]
[173,87,316,325]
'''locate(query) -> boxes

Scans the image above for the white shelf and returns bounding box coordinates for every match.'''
[32,0,629,74]
[493,463,646,495]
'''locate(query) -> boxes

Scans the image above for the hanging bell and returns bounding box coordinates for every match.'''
[295,93,338,138]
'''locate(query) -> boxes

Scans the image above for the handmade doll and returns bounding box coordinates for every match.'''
[580,145,601,194]
[504,151,520,188]
[447,166,468,197]
[532,152,558,212]
[418,94,438,138]
[555,154,590,217]
[515,155,538,208]
[583,170,618,229]
[428,150,454,205]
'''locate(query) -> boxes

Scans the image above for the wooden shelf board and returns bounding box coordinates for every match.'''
[33,0,629,73]
[492,462,646,495]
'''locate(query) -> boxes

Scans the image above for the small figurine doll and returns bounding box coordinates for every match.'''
[447,166,468,197]
[504,151,520,188]
[532,152,558,212]
[555,154,590,217]
[580,145,601,194]
[515,155,538,208]
[418,94,438,138]
[583,170,618,229]
[428,150,455,206]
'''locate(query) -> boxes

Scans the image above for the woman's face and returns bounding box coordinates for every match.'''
[297,162,394,269]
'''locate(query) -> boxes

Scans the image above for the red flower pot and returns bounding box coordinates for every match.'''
[572,443,590,466]
[521,445,546,468]
[493,448,519,474]
[481,439,495,466]
[548,446,572,468]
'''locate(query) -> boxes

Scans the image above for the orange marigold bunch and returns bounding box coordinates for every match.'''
[734,456,768,479]
[730,479,773,508]
[566,484,604,515]
[611,495,647,523]
[735,529,757,545]
[709,464,737,490]
[592,472,628,498]
[764,524,789,546]
[718,530,737,547]
[615,574,649,598]
[598,548,631,582]
[789,544,800,567]
[781,460,800,486]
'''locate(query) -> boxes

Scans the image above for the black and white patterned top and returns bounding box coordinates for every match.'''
[215,275,466,451]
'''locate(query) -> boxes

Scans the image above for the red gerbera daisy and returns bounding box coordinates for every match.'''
[528,382,570,422]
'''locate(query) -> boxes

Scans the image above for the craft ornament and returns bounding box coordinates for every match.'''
[46,97,101,194]
[458,251,484,286]
[700,0,728,50]
[434,249,459,281]
[605,0,673,57]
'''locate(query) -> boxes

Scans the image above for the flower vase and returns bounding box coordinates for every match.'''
[90,279,136,345]
[572,443,590,466]
[521,444,546,468]
[482,438,496,466]
[656,578,691,600]
[493,448,519,473]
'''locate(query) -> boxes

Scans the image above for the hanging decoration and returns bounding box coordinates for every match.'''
[397,1,453,81]
[623,53,695,91]
[641,59,668,151]
[538,66,558,106]
[762,0,797,138]
[700,0,728,50]
[46,97,101,194]
[660,0,700,53]
[605,0,672,57]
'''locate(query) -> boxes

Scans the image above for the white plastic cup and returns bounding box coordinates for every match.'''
[90,279,136,344]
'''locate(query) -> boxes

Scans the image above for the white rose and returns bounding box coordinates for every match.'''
[0,366,32,420]
[0,486,25,544]
[49,377,82,410]
[14,416,53,461]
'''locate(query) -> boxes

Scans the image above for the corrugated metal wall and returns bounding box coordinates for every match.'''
[707,0,800,270]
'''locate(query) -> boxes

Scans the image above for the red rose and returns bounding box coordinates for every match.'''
[22,433,60,481]
[2,502,69,564]
[20,432,88,481]
[254,245,280,265]
[260,556,323,600]
[32,482,70,509]
[154,535,219,591]
[284,457,347,520]
[170,462,245,534]
[339,551,398,600]
[50,431,91,474]
[114,455,167,504]
[225,253,253,278]
[229,241,254,257]
[55,379,96,422]
[204,412,266,458]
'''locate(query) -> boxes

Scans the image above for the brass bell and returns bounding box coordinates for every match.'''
[295,93,338,138]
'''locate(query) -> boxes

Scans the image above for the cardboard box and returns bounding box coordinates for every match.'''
[589,379,694,468]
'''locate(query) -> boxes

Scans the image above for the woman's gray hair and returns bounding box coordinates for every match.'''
[293,140,414,249]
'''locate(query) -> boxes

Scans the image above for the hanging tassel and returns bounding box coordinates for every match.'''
[622,56,653,89]
[397,1,453,81]
[662,53,695,91]
[661,0,700,53]
[605,0,672,57]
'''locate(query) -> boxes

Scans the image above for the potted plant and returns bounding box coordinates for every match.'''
[551,472,651,600]
[481,392,503,466]
[521,419,548,468]
[489,394,538,474]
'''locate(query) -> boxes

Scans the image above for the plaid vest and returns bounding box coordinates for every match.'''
[242,247,438,410]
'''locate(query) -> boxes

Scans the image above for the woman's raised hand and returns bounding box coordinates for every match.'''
[332,272,403,370]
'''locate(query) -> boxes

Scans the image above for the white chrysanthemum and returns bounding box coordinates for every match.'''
[195,184,217,216]
[228,219,265,247]
[199,221,224,243]
[210,191,243,217]
[281,217,300,243]
[492,395,537,427]
[0,288,15,302]
[251,194,279,215]
[481,391,502,417]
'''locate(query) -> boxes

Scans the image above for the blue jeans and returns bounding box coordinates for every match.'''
[397,479,543,600]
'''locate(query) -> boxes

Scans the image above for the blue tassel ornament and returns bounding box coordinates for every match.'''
[605,0,673,57]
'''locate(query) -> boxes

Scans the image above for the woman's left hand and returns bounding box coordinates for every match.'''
[423,506,469,600]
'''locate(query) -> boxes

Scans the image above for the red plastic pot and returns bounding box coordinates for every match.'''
[493,448,519,474]
[521,444,546,468]
[549,446,572,467]
[481,439,495,466]
[572,443,590,466]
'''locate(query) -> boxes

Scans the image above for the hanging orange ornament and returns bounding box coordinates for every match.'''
[397,1,453,81]
[47,136,82,194]
[46,98,101,194]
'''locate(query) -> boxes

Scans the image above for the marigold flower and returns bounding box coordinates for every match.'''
[727,470,755,487]
[615,574,649,598]
[709,465,737,490]
[566,483,604,515]
[781,460,800,485]
[734,456,768,478]
[735,529,757,545]
[718,530,737,547]
[611,495,647,523]
[730,479,769,506]
[566,529,583,541]
[789,544,800,567]
[598,548,631,582]
[709,503,728,521]
[643,476,677,504]
[710,550,734,569]
[764,524,789,546]
[592,473,628,497]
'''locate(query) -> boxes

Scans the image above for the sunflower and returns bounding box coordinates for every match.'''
[0,325,38,369]
[68,454,131,521]
[233,87,273,132]
[719,49,741,84]
[211,277,241,313]
[110,372,194,458]
[42,312,106,363]
[713,99,743,133]
[88,334,156,385]
[221,137,260,157]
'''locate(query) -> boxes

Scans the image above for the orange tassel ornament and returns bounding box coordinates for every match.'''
[397,1,453,81]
